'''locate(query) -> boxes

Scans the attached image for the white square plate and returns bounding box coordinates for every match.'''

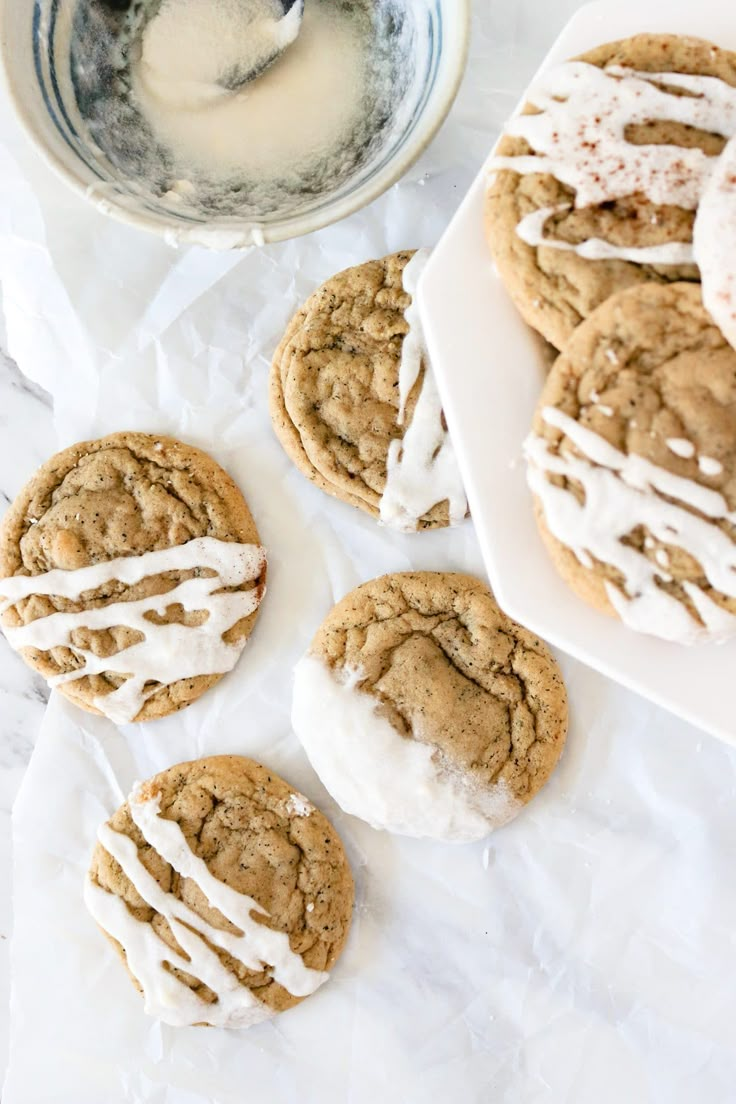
[419,0,736,744]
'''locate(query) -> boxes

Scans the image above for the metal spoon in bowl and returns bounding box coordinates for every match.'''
[218,0,305,90]
[98,0,305,89]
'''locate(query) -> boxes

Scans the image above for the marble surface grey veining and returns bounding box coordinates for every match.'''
[0,349,53,1086]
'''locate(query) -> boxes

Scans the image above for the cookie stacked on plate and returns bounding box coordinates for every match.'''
[485,32,736,646]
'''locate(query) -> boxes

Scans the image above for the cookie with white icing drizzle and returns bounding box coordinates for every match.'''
[270,251,468,532]
[85,756,354,1028]
[526,281,736,643]
[485,34,736,349]
[0,433,267,723]
[292,572,567,842]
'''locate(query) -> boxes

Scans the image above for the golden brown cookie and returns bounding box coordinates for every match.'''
[85,756,354,1028]
[292,572,567,841]
[526,281,736,643]
[486,34,736,349]
[270,250,468,531]
[0,432,266,723]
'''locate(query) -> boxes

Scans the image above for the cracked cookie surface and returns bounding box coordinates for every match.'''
[87,756,354,1024]
[485,34,736,349]
[0,432,265,721]
[293,572,567,840]
[527,282,736,642]
[270,251,462,529]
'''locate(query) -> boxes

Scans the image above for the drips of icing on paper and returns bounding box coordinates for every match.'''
[694,132,736,352]
[490,62,736,263]
[84,784,327,1028]
[0,538,266,724]
[379,250,469,532]
[291,655,520,842]
[525,408,736,644]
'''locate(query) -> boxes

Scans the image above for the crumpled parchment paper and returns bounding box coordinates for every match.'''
[2,3,736,1101]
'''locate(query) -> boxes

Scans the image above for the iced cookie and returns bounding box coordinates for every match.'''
[85,756,354,1028]
[486,34,736,349]
[292,572,567,842]
[0,433,267,724]
[270,250,468,532]
[525,282,736,644]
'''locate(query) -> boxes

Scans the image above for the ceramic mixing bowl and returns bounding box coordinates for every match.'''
[0,0,470,247]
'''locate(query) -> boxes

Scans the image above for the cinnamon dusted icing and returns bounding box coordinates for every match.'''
[694,133,736,351]
[485,33,736,347]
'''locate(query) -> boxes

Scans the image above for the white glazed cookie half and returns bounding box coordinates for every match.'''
[292,572,568,842]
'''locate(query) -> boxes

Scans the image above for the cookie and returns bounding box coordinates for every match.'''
[693,132,736,350]
[0,432,267,724]
[525,281,736,644]
[270,250,468,532]
[85,756,354,1028]
[292,572,567,841]
[485,34,736,349]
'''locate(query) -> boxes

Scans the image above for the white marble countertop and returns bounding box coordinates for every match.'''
[0,351,54,1081]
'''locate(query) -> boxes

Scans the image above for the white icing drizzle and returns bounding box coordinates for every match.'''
[0,538,266,724]
[699,456,723,476]
[694,132,736,351]
[666,437,696,459]
[525,407,736,644]
[379,250,468,532]
[292,655,521,842]
[516,206,695,265]
[84,784,327,1028]
[285,793,314,818]
[491,62,736,263]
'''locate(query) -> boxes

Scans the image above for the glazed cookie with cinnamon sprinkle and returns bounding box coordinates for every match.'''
[486,34,736,348]
[526,281,736,643]
[292,572,567,842]
[0,432,267,724]
[85,756,354,1028]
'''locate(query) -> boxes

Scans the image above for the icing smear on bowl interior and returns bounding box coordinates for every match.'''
[132,0,369,184]
[67,0,427,242]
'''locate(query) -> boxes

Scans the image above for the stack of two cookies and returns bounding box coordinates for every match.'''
[486,33,736,646]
